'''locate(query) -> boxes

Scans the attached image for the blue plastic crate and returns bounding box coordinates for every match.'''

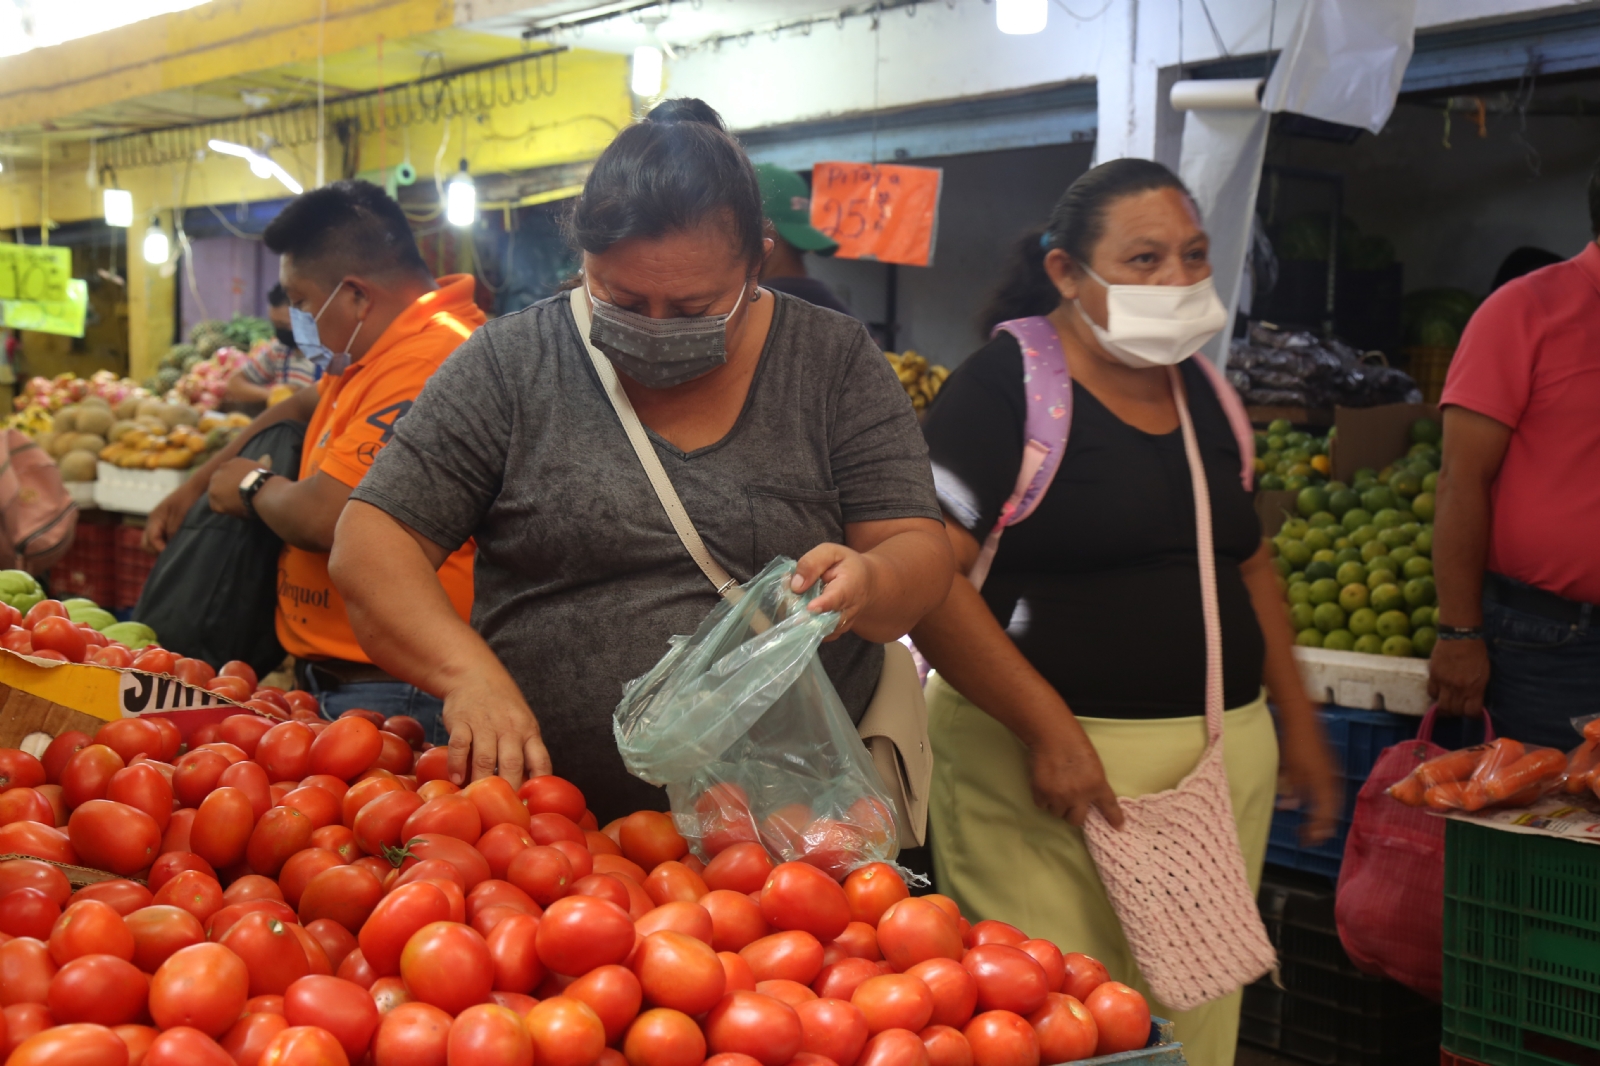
[1075,1017,1185,1065]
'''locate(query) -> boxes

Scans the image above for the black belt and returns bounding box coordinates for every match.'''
[295,658,399,690]
[1486,573,1594,627]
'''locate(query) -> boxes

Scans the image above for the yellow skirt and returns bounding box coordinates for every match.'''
[927,676,1278,1066]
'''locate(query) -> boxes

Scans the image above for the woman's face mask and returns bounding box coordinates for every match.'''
[1074,263,1227,370]
[586,279,747,389]
[290,280,364,376]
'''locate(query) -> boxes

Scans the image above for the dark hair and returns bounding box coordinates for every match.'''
[1490,246,1563,292]
[567,98,764,267]
[979,158,1193,332]
[266,283,289,307]
[262,179,428,283]
[1589,159,1600,237]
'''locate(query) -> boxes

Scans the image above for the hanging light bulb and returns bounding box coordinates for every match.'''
[996,0,1048,34]
[446,160,477,228]
[143,215,170,265]
[631,44,664,97]
[103,188,134,228]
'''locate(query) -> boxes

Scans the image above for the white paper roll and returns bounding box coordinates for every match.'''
[1170,79,1264,112]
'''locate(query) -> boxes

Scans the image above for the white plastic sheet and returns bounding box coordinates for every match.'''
[1261,0,1419,135]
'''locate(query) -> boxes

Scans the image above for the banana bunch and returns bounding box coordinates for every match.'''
[5,405,54,438]
[885,350,950,412]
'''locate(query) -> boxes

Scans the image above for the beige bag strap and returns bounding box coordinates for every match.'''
[570,286,739,598]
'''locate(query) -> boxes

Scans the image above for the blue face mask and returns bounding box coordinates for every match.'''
[290,281,363,376]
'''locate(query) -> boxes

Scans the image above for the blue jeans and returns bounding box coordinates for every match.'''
[1484,582,1600,750]
[301,675,449,747]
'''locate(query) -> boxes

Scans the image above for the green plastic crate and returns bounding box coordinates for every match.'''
[1441,820,1600,1066]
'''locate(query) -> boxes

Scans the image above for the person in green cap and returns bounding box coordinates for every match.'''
[755,163,857,317]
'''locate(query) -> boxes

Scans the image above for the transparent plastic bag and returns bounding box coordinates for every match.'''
[1388,736,1565,811]
[614,556,898,877]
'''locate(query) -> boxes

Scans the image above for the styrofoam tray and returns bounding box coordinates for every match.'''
[65,481,97,508]
[1293,645,1430,716]
[93,461,192,516]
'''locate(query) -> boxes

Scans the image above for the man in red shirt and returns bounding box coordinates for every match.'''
[1429,168,1600,747]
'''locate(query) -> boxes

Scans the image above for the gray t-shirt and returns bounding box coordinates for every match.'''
[352,290,941,821]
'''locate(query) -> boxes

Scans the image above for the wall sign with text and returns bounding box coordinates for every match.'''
[0,243,87,338]
[809,162,943,267]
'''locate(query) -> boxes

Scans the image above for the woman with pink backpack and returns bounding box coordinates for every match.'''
[911,159,1340,1066]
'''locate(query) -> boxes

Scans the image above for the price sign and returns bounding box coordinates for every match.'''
[0,245,85,338]
[1,279,88,338]
[809,162,943,267]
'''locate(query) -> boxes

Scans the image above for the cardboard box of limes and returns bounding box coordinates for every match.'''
[1267,413,1441,660]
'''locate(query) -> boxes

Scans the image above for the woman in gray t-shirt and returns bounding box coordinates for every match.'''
[331,99,951,820]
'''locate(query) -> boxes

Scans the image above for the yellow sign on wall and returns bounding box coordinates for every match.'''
[0,244,87,337]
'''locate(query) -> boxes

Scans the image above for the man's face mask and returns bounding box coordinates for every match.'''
[586,279,747,389]
[290,281,364,376]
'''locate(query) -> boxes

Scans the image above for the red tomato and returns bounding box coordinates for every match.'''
[796,996,868,1066]
[67,799,160,876]
[190,786,254,869]
[760,863,850,943]
[244,810,314,879]
[740,930,824,985]
[50,899,134,965]
[0,858,69,905]
[309,717,383,781]
[283,975,380,1060]
[447,1003,532,1066]
[618,811,687,870]
[302,919,357,974]
[475,822,534,881]
[31,617,86,663]
[151,869,225,925]
[352,789,423,857]
[59,744,124,808]
[962,1010,1038,1066]
[857,1028,933,1066]
[700,889,768,952]
[200,674,252,702]
[369,731,413,775]
[526,997,607,1066]
[1016,940,1065,994]
[586,831,623,857]
[6,1022,131,1066]
[257,1025,351,1066]
[150,942,250,1036]
[632,929,726,1015]
[399,921,493,1016]
[71,879,152,916]
[95,719,163,765]
[47,953,148,1025]
[309,825,360,864]
[40,732,91,785]
[379,715,425,751]
[1027,992,1097,1063]
[130,647,175,674]
[879,899,964,972]
[1084,981,1150,1056]
[394,858,466,893]
[906,958,979,1029]
[336,948,375,989]
[170,750,226,808]
[171,658,216,688]
[0,935,56,1005]
[463,776,532,833]
[565,963,643,1044]
[0,625,33,656]
[0,887,59,940]
[412,747,450,784]
[222,1012,290,1066]
[217,714,273,757]
[636,900,714,944]
[257,723,316,783]
[372,1001,451,1066]
[126,904,205,971]
[105,762,174,833]
[704,991,803,1066]
[921,1025,974,1066]
[622,1007,704,1066]
[833,920,881,961]
[1061,953,1109,1004]
[507,845,573,907]
[755,979,816,1007]
[214,660,258,688]
[481,911,542,994]
[853,973,936,1034]
[693,783,759,857]
[297,865,383,933]
[467,879,537,923]
[147,852,214,893]
[718,950,756,993]
[842,863,910,926]
[961,944,1049,1016]
[220,911,312,996]
[593,853,648,882]
[113,1024,159,1066]
[0,819,76,864]
[519,775,586,822]
[358,881,452,977]
[814,957,884,1002]
[0,600,18,629]
[396,833,491,889]
[91,645,135,668]
[642,861,707,908]
[968,921,1026,949]
[281,787,341,831]
[217,762,272,820]
[535,894,635,976]
[572,872,631,910]
[78,626,109,649]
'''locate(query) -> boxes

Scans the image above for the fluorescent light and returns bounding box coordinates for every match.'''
[446,161,476,228]
[996,0,1048,34]
[142,218,169,265]
[207,138,302,194]
[631,44,664,97]
[103,188,134,228]
[207,138,252,159]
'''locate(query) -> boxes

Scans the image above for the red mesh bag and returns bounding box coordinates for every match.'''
[1335,708,1494,1001]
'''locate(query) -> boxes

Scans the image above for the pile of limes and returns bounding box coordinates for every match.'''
[1268,418,1442,658]
[1255,419,1333,491]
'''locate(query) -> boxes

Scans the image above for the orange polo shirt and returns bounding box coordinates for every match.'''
[276,275,484,663]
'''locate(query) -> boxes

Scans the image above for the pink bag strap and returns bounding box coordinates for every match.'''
[1190,355,1256,492]
[1170,366,1225,742]
[1414,704,1495,745]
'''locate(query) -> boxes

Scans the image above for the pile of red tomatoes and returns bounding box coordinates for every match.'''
[0,706,1151,1066]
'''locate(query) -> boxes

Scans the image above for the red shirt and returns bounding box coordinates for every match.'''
[1441,242,1600,604]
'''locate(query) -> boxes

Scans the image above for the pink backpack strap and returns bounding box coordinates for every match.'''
[1191,355,1256,492]
[967,317,1072,591]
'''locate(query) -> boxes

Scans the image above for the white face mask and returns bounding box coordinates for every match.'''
[1075,263,1229,369]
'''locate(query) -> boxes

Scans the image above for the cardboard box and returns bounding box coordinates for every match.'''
[0,647,243,751]
[1330,402,1441,483]
[1256,490,1299,537]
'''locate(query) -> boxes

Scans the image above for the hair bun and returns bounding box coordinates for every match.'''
[645,98,727,131]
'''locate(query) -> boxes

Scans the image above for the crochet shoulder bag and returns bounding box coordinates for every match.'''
[1077,364,1278,1012]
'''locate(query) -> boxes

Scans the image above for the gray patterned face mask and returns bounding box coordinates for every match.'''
[586,280,747,389]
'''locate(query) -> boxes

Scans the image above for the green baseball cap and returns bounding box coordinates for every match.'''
[755,163,839,254]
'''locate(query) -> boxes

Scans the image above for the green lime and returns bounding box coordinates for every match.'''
[1309,578,1341,605]
[1390,547,1417,568]
[1366,568,1398,590]
[1412,627,1438,657]
[1305,560,1336,581]
[1311,549,1338,564]
[1272,555,1292,579]
[1378,527,1410,550]
[1302,529,1332,552]
[1390,471,1422,499]
[1296,628,1325,648]
[1334,536,1353,551]
[1367,555,1397,576]
[1284,475,1310,492]
[1297,487,1330,518]
[1348,608,1378,636]
[1284,447,1312,465]
[1289,572,1306,586]
[1290,603,1317,631]
[1259,472,1286,491]
[1411,605,1437,630]
[1372,508,1403,530]
[1281,540,1312,568]
[1422,471,1438,493]
[1328,489,1360,517]
[1354,633,1385,654]
[1354,467,1378,483]
[1382,635,1415,657]
[1403,556,1433,579]
[1288,582,1313,606]
[1323,629,1357,651]
[1378,466,1395,485]
[1313,602,1347,633]
[1361,539,1389,562]
[1326,479,1348,494]
[1349,525,1377,547]
[1335,561,1368,587]
[1404,576,1437,609]
[1399,522,1422,540]
[1409,417,1441,445]
[1412,492,1435,521]
[1281,518,1310,540]
[1339,583,1370,612]
[1287,463,1314,480]
[1376,610,1412,638]
[1308,512,1339,529]
[1371,583,1405,613]
[1254,431,1270,452]
[1341,507,1373,532]
[1414,529,1433,557]
[1334,548,1362,566]
[1268,419,1292,436]
[1362,486,1397,513]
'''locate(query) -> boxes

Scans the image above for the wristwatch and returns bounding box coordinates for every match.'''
[238,467,277,521]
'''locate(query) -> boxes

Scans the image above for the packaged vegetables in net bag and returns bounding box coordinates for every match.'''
[614,556,898,878]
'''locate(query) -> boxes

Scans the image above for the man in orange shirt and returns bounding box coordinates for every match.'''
[144,180,481,740]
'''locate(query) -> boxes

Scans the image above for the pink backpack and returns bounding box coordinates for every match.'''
[0,429,78,573]
[968,316,1257,588]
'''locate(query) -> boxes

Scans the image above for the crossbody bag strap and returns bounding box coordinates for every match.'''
[569,286,739,598]
[1170,364,1225,744]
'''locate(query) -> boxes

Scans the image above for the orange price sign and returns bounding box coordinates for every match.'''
[809,162,943,267]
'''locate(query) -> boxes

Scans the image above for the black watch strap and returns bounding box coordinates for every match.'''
[1436,624,1485,641]
[239,468,276,521]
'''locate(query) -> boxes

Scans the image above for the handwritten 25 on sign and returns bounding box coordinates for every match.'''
[809,162,943,267]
